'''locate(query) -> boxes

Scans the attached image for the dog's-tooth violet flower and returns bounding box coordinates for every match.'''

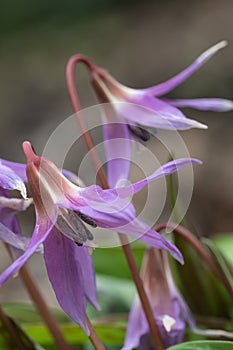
[122,248,195,350]
[0,143,200,320]
[89,40,232,187]
[0,161,32,251]
[0,155,99,335]
[0,157,75,252]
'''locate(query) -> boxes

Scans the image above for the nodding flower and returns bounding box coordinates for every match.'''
[122,248,193,350]
[0,142,200,333]
[0,160,32,252]
[87,41,232,186]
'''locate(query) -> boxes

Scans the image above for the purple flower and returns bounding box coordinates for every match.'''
[122,248,194,350]
[0,155,99,334]
[0,142,200,332]
[0,161,32,251]
[90,41,232,187]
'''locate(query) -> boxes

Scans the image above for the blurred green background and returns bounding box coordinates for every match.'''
[0,0,233,314]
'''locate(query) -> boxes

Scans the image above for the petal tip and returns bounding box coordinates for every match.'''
[190,120,208,129]
[15,180,28,199]
[191,158,203,165]
[22,141,38,163]
[223,100,233,111]
[198,40,228,63]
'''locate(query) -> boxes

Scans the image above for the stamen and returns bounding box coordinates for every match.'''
[56,209,94,246]
[75,242,83,247]
[127,124,150,141]
[76,211,97,227]
[56,215,83,245]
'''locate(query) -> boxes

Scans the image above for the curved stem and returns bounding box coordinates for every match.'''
[154,222,233,299]
[5,244,71,350]
[66,55,108,188]
[66,55,164,350]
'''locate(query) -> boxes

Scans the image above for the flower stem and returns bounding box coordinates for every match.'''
[154,222,233,299]
[5,245,71,350]
[66,55,165,350]
[86,316,106,350]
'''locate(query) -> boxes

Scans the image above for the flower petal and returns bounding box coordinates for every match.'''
[75,158,201,207]
[66,198,183,262]
[0,161,27,198]
[0,222,30,250]
[0,211,56,286]
[1,159,27,182]
[0,188,21,234]
[134,94,187,118]
[1,158,79,186]
[103,121,132,187]
[144,41,227,96]
[43,228,90,334]
[75,244,100,310]
[165,98,233,112]
[122,298,146,350]
[85,158,201,201]
[116,158,201,198]
[116,100,207,130]
[62,169,84,186]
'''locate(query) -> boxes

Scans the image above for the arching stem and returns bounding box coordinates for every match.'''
[66,55,165,350]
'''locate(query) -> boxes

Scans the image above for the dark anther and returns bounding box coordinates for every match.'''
[76,211,97,228]
[127,124,150,141]
[75,242,83,247]
[56,210,95,246]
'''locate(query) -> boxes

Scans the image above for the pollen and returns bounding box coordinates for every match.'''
[162,314,176,333]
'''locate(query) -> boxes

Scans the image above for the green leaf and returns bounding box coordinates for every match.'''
[2,303,70,324]
[93,274,135,314]
[24,320,126,346]
[168,340,233,349]
[3,300,128,346]
[202,237,233,291]
[212,233,233,265]
[167,173,233,318]
[0,306,45,350]
[92,244,145,279]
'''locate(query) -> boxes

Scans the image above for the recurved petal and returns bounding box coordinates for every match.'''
[1,157,81,186]
[0,222,30,250]
[144,41,227,96]
[0,159,27,182]
[74,158,201,210]
[132,94,186,119]
[85,158,201,201]
[116,99,207,130]
[103,121,132,187]
[165,98,233,112]
[116,216,183,263]
[69,200,183,262]
[43,228,90,334]
[0,162,27,198]
[0,210,56,286]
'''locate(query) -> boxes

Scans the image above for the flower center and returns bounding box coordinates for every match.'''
[56,209,95,246]
[127,124,150,141]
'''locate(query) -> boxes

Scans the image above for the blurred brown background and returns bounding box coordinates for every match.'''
[1,0,233,236]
